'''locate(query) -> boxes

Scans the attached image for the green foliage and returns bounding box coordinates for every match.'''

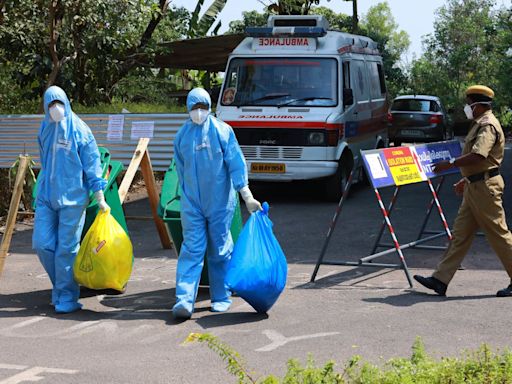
[408,0,502,112]
[185,333,257,384]
[71,101,186,114]
[359,2,411,98]
[0,0,224,110]
[310,7,352,32]
[188,0,228,38]
[4,156,37,215]
[188,333,512,383]
[228,10,270,34]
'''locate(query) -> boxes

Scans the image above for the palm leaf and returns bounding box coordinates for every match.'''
[189,0,205,36]
[196,0,227,36]
[211,20,222,36]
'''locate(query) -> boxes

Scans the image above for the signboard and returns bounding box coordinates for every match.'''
[131,121,154,140]
[107,114,124,141]
[362,140,462,189]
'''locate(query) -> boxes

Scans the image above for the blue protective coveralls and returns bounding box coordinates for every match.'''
[32,86,106,313]
[173,88,248,317]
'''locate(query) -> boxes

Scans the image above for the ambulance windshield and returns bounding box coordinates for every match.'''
[221,58,338,107]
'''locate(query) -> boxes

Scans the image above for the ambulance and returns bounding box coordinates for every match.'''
[216,15,388,200]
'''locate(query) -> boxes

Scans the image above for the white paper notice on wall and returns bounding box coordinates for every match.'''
[107,115,124,141]
[131,121,154,140]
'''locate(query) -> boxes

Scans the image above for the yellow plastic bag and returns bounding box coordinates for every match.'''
[74,210,133,291]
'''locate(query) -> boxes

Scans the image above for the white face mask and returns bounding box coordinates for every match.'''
[49,104,66,122]
[463,104,474,120]
[189,109,209,125]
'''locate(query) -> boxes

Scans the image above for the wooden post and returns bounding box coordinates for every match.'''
[118,138,150,204]
[118,138,172,249]
[140,150,173,249]
[0,155,30,278]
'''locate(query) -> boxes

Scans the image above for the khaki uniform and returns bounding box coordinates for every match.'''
[433,110,512,284]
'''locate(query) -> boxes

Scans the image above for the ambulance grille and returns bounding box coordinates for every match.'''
[260,147,279,159]
[283,148,302,159]
[241,146,303,160]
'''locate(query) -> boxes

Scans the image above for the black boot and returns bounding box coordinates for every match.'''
[413,275,447,296]
[496,283,512,297]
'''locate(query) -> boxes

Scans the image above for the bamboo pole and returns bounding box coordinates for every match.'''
[0,155,30,278]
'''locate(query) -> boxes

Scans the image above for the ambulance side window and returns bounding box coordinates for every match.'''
[351,60,369,103]
[377,63,386,94]
[342,61,351,90]
[368,61,384,100]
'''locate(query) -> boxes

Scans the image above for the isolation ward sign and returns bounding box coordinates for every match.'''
[382,147,426,186]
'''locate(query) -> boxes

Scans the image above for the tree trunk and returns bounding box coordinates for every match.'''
[39,0,63,113]
[352,0,358,34]
[111,0,169,91]
[0,0,6,25]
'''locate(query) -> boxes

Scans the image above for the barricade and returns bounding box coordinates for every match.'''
[311,140,462,287]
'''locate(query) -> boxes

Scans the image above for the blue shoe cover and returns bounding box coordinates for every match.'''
[211,300,231,312]
[172,303,192,319]
[55,301,82,314]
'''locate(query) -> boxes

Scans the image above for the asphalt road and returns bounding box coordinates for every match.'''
[1,141,512,383]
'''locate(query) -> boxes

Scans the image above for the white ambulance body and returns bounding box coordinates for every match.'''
[216,15,388,200]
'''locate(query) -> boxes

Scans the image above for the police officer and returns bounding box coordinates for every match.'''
[414,85,512,297]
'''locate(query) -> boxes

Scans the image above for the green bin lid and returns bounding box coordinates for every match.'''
[158,159,182,220]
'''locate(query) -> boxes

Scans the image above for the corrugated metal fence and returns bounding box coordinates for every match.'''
[0,114,188,171]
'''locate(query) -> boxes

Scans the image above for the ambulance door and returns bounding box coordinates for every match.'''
[366,60,388,137]
[346,59,371,152]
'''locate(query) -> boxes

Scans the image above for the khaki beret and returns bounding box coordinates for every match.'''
[466,85,494,99]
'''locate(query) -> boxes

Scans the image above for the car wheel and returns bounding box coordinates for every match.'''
[324,161,351,202]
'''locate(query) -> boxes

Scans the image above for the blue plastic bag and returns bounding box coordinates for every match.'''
[226,202,287,313]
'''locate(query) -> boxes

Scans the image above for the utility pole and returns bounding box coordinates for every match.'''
[344,0,359,34]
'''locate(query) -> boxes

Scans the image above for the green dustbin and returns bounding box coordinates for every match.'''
[32,147,127,239]
[157,159,243,285]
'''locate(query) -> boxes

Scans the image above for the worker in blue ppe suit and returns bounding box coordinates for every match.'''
[33,86,109,314]
[172,87,262,319]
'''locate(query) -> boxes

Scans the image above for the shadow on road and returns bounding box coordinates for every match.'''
[293,267,395,290]
[0,287,182,322]
[363,291,496,307]
[195,312,269,329]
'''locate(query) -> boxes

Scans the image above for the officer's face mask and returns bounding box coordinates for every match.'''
[189,108,209,125]
[463,104,474,120]
[463,101,492,120]
[49,103,66,123]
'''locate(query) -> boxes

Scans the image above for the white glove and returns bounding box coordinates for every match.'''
[94,190,110,212]
[239,186,262,213]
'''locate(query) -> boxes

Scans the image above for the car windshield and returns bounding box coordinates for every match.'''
[391,99,439,112]
[221,58,338,107]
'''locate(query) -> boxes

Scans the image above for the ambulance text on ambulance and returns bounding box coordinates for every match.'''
[258,38,310,46]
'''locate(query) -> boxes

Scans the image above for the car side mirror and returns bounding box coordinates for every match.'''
[343,88,354,106]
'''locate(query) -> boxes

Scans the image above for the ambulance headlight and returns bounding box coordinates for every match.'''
[307,132,325,145]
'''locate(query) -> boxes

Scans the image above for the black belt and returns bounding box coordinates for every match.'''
[465,168,500,183]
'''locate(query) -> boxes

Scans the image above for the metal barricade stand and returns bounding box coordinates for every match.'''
[369,176,452,255]
[311,141,462,288]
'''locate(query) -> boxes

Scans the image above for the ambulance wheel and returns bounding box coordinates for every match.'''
[324,162,350,202]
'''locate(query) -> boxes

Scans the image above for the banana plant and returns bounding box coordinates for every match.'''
[9,155,37,211]
[188,0,227,38]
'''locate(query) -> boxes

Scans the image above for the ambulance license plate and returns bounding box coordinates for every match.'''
[251,163,286,173]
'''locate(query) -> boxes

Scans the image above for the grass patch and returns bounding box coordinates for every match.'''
[186,333,512,383]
